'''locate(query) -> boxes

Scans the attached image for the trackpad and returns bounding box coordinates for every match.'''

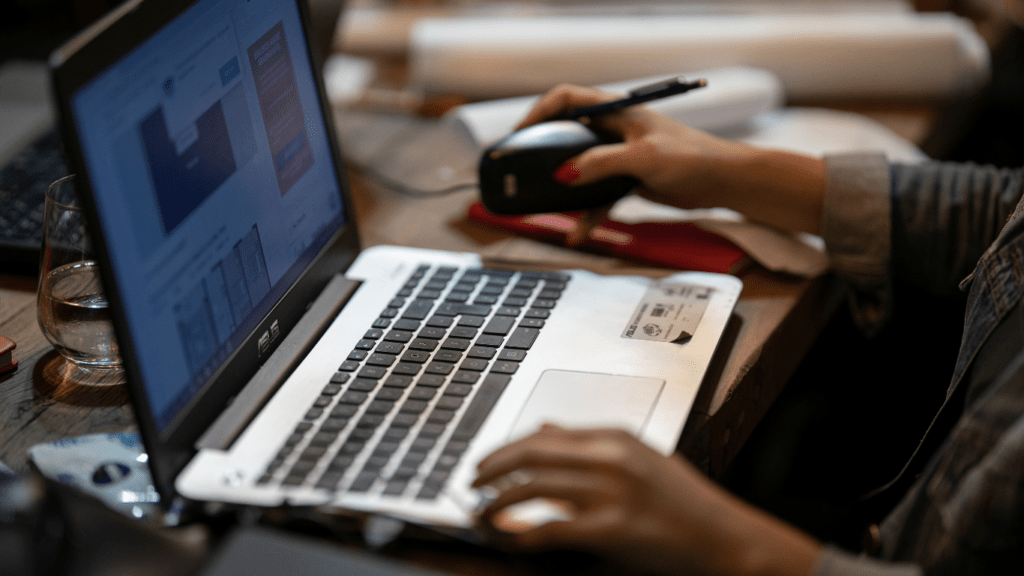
[508,370,665,441]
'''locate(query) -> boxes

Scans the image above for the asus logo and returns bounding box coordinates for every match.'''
[258,319,281,356]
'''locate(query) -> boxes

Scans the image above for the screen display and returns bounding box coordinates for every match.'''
[70,0,344,431]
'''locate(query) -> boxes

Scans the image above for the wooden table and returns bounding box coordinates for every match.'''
[0,157,845,481]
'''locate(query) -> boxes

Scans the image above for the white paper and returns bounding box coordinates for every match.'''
[444,66,784,147]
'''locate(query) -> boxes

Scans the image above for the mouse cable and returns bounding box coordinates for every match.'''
[344,158,479,198]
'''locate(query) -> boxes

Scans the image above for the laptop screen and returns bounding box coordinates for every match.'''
[69,0,345,432]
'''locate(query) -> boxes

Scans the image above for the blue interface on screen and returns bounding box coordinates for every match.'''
[70,0,345,431]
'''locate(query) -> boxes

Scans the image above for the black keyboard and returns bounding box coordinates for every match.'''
[0,129,69,268]
[257,263,567,501]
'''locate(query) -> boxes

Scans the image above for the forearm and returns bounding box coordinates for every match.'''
[676,465,822,576]
[707,146,827,236]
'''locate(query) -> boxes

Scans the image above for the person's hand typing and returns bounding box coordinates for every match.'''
[473,425,822,576]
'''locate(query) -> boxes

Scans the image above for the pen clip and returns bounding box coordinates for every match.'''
[628,76,686,98]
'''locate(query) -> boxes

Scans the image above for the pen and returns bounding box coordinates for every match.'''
[559,76,707,120]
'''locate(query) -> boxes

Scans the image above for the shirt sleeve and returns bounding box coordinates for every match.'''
[888,161,1024,295]
[811,546,922,576]
[820,154,1024,334]
[820,153,892,335]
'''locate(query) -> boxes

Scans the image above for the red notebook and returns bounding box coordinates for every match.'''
[467,202,749,274]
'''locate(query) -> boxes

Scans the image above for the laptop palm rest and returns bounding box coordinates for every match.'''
[508,370,665,441]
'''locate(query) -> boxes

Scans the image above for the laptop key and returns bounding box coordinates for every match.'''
[433,349,463,363]
[417,422,447,438]
[329,372,350,384]
[436,395,463,410]
[319,417,347,432]
[456,315,485,328]
[383,330,413,343]
[348,471,378,493]
[328,455,355,471]
[416,327,446,340]
[450,373,512,441]
[339,391,368,404]
[466,345,496,359]
[356,414,385,428]
[416,374,446,387]
[409,386,436,400]
[392,412,420,427]
[400,400,429,413]
[357,366,387,379]
[383,480,408,497]
[518,317,545,329]
[393,362,421,377]
[366,353,396,367]
[401,350,430,363]
[450,326,477,339]
[392,318,420,331]
[425,315,452,328]
[365,400,396,414]
[475,335,504,348]
[443,384,473,397]
[482,316,514,335]
[497,349,527,361]
[505,327,540,350]
[495,306,521,317]
[374,387,403,401]
[331,404,359,418]
[444,292,470,303]
[459,358,489,372]
[440,338,470,351]
[373,342,402,355]
[424,362,453,375]
[451,370,479,384]
[409,338,438,351]
[490,361,518,375]
[383,374,414,388]
[349,378,377,392]
[316,472,344,490]
[403,299,434,320]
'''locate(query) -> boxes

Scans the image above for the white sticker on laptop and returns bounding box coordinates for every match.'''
[622,282,713,342]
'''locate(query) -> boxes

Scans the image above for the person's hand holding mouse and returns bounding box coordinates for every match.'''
[519,84,829,238]
[473,425,822,576]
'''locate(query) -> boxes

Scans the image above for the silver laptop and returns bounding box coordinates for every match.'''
[50,0,741,531]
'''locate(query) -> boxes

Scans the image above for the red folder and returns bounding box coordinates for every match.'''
[467,202,749,274]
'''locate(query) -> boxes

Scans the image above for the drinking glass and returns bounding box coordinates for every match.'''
[36,175,122,371]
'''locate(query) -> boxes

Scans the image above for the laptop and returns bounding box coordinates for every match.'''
[49,0,741,531]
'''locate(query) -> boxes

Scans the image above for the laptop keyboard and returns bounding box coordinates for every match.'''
[256,263,567,501]
[0,129,69,266]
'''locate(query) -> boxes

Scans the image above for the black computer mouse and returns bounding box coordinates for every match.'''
[478,120,637,215]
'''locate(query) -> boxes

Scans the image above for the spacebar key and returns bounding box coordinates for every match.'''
[450,373,511,441]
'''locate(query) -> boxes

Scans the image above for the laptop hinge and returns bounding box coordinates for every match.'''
[196,273,362,451]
